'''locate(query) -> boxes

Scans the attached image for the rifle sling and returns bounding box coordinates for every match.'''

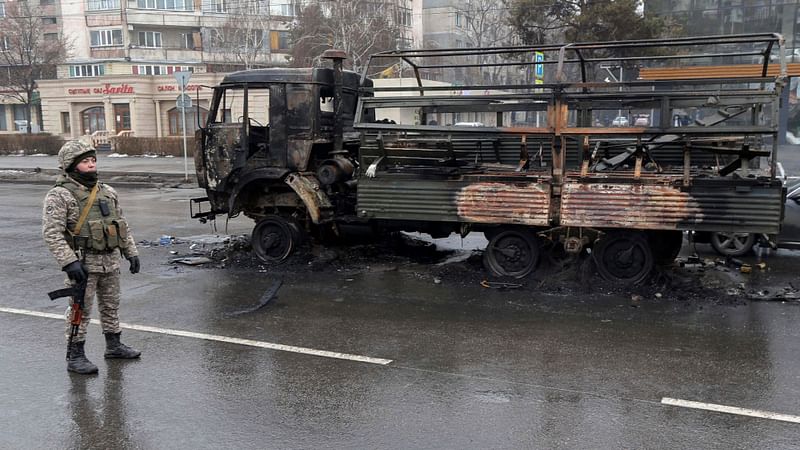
[71,183,99,237]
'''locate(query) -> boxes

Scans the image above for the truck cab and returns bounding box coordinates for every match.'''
[192,65,372,261]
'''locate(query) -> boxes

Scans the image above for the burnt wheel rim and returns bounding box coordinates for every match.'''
[594,233,653,284]
[483,230,539,278]
[252,216,296,262]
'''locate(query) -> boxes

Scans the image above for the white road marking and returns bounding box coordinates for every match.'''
[0,306,392,366]
[662,397,800,424]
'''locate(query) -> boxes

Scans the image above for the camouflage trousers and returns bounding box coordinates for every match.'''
[64,269,121,342]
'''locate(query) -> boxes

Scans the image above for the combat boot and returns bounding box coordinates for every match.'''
[67,341,99,374]
[104,332,141,359]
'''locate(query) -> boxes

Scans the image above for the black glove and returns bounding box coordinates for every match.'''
[63,261,87,284]
[127,256,140,274]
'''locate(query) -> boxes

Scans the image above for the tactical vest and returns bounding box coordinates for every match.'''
[55,176,128,252]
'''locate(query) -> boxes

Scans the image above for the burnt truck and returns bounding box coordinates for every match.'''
[193,34,788,284]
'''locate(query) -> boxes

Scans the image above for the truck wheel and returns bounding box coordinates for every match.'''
[251,215,301,263]
[710,231,755,257]
[593,232,653,284]
[483,229,540,278]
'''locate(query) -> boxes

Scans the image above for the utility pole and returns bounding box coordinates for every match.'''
[174,71,192,181]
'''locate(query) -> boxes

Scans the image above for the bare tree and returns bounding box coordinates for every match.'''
[290,0,399,74]
[455,0,515,84]
[207,0,274,70]
[0,1,70,133]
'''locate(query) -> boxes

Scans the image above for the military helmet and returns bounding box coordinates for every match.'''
[58,140,96,171]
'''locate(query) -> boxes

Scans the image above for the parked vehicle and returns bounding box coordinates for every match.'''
[193,35,788,284]
[611,116,630,127]
[706,181,800,255]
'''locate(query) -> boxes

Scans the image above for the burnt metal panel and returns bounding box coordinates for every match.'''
[560,182,784,233]
[268,84,288,168]
[357,175,550,225]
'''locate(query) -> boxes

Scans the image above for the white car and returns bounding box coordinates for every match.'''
[611,116,629,127]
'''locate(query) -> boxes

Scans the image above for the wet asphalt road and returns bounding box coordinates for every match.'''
[2,183,800,449]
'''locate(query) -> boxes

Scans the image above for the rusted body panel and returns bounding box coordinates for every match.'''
[357,175,551,226]
[560,181,784,233]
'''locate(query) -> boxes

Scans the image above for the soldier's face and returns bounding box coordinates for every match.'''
[75,156,97,173]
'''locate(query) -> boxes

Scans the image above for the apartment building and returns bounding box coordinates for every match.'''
[421,0,518,88]
[33,0,425,138]
[34,0,299,138]
[0,0,64,133]
[645,0,800,58]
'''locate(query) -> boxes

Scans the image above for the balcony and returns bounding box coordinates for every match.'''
[125,8,201,27]
[128,46,203,63]
[90,47,126,59]
[85,12,124,27]
[203,51,290,66]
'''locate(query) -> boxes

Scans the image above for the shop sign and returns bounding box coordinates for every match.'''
[67,83,135,95]
[157,84,203,92]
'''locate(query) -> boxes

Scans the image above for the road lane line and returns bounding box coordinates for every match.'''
[0,306,392,366]
[662,397,800,424]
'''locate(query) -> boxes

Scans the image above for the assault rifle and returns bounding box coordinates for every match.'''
[47,236,88,360]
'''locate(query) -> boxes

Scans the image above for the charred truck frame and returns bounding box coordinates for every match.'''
[193,34,788,284]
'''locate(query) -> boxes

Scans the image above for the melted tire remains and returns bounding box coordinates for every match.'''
[594,231,654,285]
[483,229,540,278]
[251,215,301,263]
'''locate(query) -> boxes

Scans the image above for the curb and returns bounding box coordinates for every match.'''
[0,167,196,188]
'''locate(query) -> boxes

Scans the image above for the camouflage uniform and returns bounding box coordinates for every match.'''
[42,140,139,343]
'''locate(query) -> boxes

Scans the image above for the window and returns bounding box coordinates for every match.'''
[270,1,298,16]
[137,0,192,11]
[61,112,71,134]
[41,0,55,4]
[44,33,59,41]
[396,7,411,26]
[114,104,130,131]
[69,64,105,77]
[0,3,7,17]
[134,65,166,75]
[205,0,225,12]
[42,17,57,25]
[13,105,26,129]
[0,105,6,131]
[81,107,106,134]
[138,31,162,48]
[168,107,207,135]
[269,31,290,51]
[180,32,196,50]
[455,13,463,28]
[0,36,9,51]
[90,29,123,47]
[169,65,193,73]
[87,0,119,10]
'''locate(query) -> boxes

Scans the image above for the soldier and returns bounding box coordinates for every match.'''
[42,140,142,375]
